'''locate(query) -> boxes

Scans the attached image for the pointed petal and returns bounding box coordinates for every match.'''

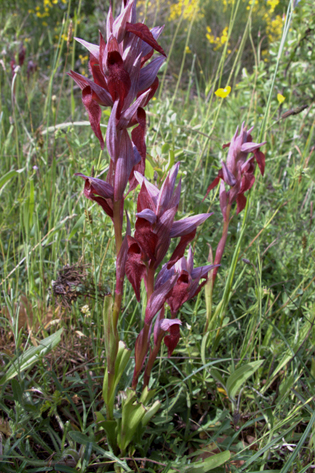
[164,324,181,357]
[166,272,190,315]
[167,229,196,269]
[137,180,157,213]
[254,149,265,176]
[145,274,178,324]
[170,213,212,238]
[126,236,146,301]
[114,129,134,200]
[68,70,113,106]
[240,171,255,194]
[154,207,178,268]
[191,264,220,280]
[75,173,114,198]
[126,22,166,56]
[75,37,99,60]
[77,175,113,218]
[89,55,107,90]
[106,4,114,42]
[117,89,150,129]
[187,246,194,274]
[136,209,157,224]
[135,172,159,205]
[140,25,165,58]
[113,0,134,43]
[137,56,165,94]
[106,100,119,162]
[236,193,247,214]
[82,87,104,149]
[222,161,236,186]
[155,264,174,290]
[123,51,142,109]
[157,163,180,216]
[135,219,158,262]
[241,141,266,155]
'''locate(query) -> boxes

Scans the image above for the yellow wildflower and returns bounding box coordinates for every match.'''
[169,0,203,22]
[215,86,231,98]
[277,93,285,104]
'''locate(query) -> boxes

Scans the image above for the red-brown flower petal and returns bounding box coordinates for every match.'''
[167,229,196,269]
[254,149,265,176]
[126,22,166,57]
[236,193,247,214]
[125,236,147,301]
[82,87,104,149]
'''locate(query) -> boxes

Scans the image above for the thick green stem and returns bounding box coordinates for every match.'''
[104,199,123,420]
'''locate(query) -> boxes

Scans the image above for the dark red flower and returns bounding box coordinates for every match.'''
[125,164,212,300]
[68,0,165,152]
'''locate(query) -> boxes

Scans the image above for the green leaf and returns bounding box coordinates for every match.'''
[0,329,63,384]
[117,389,146,454]
[210,368,226,388]
[145,159,154,180]
[0,169,19,191]
[186,450,231,472]
[226,360,264,401]
[54,466,79,473]
[103,340,131,413]
[95,413,117,451]
[141,400,161,427]
[139,386,157,405]
[68,431,94,445]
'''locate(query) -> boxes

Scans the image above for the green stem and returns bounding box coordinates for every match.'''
[104,199,123,420]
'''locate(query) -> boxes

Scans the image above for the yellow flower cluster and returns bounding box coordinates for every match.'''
[79,54,89,64]
[267,0,279,13]
[266,14,284,43]
[28,0,67,20]
[206,26,230,52]
[169,0,204,22]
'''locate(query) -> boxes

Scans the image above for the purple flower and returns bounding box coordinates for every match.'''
[68,0,165,153]
[156,246,219,316]
[125,164,212,300]
[75,173,114,218]
[204,123,266,218]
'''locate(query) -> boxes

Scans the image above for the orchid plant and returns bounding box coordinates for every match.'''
[69,0,266,456]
